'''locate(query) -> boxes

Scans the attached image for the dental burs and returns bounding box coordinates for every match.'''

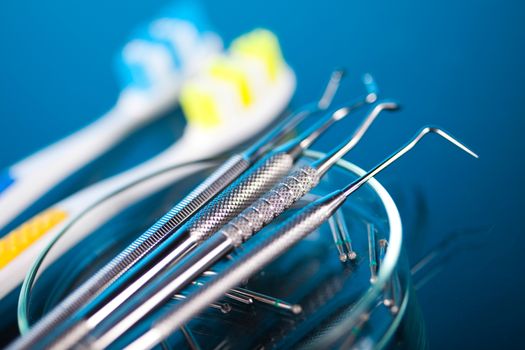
[85,101,399,349]
[368,223,378,282]
[34,76,378,350]
[329,210,356,262]
[124,126,477,350]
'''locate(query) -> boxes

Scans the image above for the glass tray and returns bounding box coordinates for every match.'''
[19,150,414,349]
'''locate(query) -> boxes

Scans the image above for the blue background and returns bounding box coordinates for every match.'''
[0,0,523,348]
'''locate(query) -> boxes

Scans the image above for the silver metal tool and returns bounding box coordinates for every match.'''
[124,126,477,350]
[328,214,348,262]
[180,325,202,350]
[336,209,357,260]
[36,76,379,350]
[231,287,302,314]
[85,101,398,349]
[13,71,345,349]
[329,210,356,262]
[368,223,378,282]
[191,280,253,304]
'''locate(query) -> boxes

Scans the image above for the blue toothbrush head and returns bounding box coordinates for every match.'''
[114,0,222,92]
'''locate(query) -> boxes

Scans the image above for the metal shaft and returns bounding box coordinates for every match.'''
[9,155,248,350]
[244,69,345,160]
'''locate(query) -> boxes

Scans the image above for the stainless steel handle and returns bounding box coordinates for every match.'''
[187,152,294,243]
[220,165,319,246]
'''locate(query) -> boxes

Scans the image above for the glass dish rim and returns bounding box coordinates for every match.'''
[18,150,403,342]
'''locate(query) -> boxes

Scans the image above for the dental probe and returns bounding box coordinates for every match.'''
[124,126,477,350]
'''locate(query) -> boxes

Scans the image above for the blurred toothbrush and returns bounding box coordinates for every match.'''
[0,29,296,299]
[0,1,222,231]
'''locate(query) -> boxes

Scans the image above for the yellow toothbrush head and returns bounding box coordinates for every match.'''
[180,28,294,139]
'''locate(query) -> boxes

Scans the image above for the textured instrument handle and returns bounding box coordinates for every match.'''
[220,165,320,246]
[10,155,250,350]
[144,195,342,347]
[187,152,294,243]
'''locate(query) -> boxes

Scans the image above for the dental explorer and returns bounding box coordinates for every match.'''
[82,101,399,349]
[123,126,477,350]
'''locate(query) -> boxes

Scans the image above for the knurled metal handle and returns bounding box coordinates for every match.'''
[187,152,294,243]
[220,165,320,246]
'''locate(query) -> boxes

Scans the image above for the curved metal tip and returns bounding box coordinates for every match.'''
[318,69,346,110]
[418,126,479,159]
[314,99,401,176]
[341,124,478,197]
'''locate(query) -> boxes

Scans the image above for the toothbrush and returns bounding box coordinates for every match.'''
[0,29,296,300]
[0,1,223,232]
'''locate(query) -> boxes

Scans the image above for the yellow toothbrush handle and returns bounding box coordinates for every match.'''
[0,209,68,269]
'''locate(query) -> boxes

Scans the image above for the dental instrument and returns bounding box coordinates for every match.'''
[79,101,399,349]
[368,223,378,282]
[29,85,379,350]
[124,126,477,350]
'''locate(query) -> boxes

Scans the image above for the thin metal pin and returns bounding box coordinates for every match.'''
[328,215,347,262]
[180,325,201,350]
[378,239,395,308]
[172,295,231,314]
[378,239,388,269]
[231,287,302,315]
[335,209,357,260]
[367,224,378,283]
[192,281,253,305]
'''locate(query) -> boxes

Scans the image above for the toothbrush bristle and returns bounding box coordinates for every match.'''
[208,58,253,106]
[114,1,222,91]
[231,29,284,81]
[180,28,290,131]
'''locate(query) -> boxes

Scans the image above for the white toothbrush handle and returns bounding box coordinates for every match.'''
[0,160,212,299]
[0,96,156,229]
